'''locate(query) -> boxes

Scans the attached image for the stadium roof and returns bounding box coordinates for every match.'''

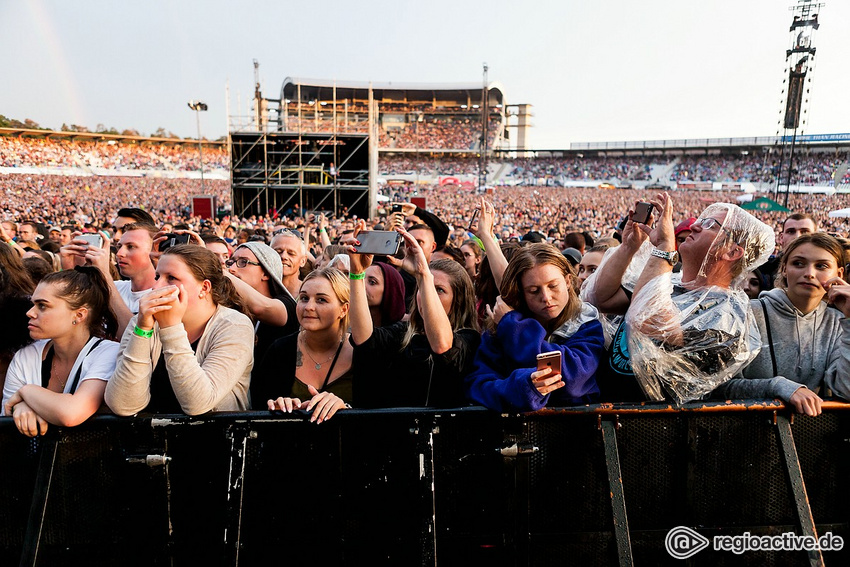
[280,77,504,104]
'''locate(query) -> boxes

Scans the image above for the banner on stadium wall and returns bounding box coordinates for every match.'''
[676,182,714,191]
[439,177,461,186]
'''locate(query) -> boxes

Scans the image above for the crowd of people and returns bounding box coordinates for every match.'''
[380,156,482,176]
[2,129,850,437]
[379,118,500,150]
[0,136,229,171]
[2,178,850,438]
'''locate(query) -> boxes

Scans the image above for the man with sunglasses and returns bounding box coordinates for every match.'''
[583,193,774,403]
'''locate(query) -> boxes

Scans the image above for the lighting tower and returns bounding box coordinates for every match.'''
[188,100,208,192]
[773,0,824,207]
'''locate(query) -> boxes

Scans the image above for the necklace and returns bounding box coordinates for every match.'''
[50,353,69,391]
[300,333,342,370]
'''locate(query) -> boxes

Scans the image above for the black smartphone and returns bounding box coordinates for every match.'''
[158,233,191,252]
[391,204,403,214]
[632,202,655,225]
[354,231,403,256]
[467,208,480,232]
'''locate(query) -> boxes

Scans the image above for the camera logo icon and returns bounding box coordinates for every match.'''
[665,526,710,559]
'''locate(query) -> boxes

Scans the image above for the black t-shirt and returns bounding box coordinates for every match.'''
[253,293,298,371]
[146,339,200,414]
[352,321,480,409]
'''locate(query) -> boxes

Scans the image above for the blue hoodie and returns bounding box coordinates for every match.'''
[465,303,604,412]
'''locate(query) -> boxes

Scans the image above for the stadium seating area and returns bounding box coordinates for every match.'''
[0,136,229,171]
[3,132,849,186]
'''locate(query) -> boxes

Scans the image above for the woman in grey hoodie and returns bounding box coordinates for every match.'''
[716,233,850,416]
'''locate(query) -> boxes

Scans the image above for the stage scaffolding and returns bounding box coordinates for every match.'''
[230,71,375,219]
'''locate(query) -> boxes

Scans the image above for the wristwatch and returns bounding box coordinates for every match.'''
[651,247,679,265]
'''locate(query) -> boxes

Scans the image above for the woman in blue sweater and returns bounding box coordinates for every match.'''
[465,243,605,412]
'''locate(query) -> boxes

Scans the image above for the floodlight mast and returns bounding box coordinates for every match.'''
[188,100,209,192]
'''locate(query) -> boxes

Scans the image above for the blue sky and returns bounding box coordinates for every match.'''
[3,0,848,149]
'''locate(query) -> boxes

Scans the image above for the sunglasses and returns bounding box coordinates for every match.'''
[225,257,262,268]
[273,228,303,239]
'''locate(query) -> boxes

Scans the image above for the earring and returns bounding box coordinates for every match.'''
[72,320,77,325]
[199,292,205,299]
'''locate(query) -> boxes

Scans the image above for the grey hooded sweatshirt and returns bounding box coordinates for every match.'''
[715,287,850,401]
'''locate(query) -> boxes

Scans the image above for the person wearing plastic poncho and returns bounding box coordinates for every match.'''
[581,193,774,404]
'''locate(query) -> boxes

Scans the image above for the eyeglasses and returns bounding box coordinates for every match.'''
[273,228,303,239]
[225,257,262,268]
[695,217,724,231]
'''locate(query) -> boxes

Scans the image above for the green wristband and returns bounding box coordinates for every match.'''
[349,272,365,280]
[134,325,154,338]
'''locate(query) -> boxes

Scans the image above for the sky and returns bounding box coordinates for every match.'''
[3,0,849,150]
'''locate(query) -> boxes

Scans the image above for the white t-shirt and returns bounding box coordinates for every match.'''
[1,337,120,414]
[114,280,150,314]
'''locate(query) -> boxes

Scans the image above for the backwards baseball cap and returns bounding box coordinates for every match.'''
[234,241,292,299]
[674,217,697,237]
[561,247,582,266]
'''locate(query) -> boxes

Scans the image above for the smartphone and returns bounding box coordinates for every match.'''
[632,202,655,225]
[78,233,103,248]
[391,204,403,214]
[467,208,480,232]
[536,351,562,375]
[354,231,403,256]
[158,233,191,252]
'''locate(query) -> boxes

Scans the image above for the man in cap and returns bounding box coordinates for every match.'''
[226,241,298,407]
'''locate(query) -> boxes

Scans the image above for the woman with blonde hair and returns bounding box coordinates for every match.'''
[465,243,605,412]
[255,267,353,423]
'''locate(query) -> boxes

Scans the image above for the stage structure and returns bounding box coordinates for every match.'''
[773,0,824,207]
[229,64,526,215]
[230,63,372,219]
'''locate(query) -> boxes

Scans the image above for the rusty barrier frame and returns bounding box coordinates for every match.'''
[1,400,849,566]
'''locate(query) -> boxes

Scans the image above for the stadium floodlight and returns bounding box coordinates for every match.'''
[187,100,208,192]
[188,100,208,112]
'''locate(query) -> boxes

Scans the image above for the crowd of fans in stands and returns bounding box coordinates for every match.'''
[379,118,500,150]
[0,137,229,171]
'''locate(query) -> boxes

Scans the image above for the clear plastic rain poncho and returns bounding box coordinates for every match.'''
[585,203,775,404]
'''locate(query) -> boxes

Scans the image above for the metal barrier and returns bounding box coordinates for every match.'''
[2,400,849,566]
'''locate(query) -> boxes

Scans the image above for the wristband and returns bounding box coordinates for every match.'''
[319,228,327,234]
[133,325,154,338]
[349,272,365,280]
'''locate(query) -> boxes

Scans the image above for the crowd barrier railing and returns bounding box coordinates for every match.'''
[2,400,849,566]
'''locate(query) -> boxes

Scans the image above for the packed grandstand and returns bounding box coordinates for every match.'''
[3,127,850,240]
